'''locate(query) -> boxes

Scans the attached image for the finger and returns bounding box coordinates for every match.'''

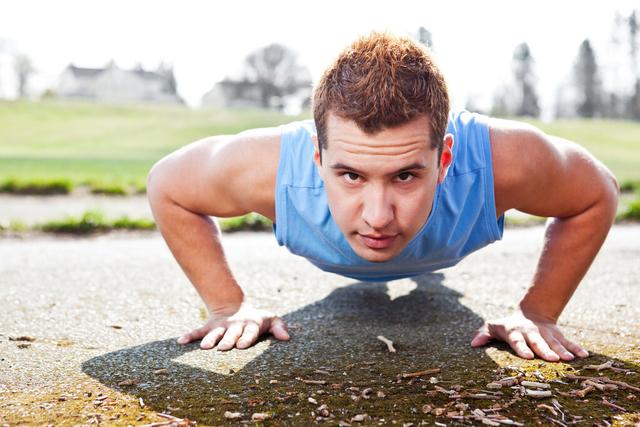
[236,322,260,349]
[269,317,290,341]
[555,333,589,358]
[506,330,534,359]
[525,331,559,362]
[177,324,210,345]
[540,332,575,361]
[470,325,491,347]
[200,326,227,350]
[216,323,245,351]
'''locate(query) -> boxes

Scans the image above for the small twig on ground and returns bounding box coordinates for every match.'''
[9,336,36,342]
[138,413,195,427]
[601,398,627,412]
[138,421,174,427]
[377,335,396,353]
[564,374,640,392]
[296,377,327,385]
[573,385,595,398]
[532,370,547,381]
[486,417,524,426]
[458,393,501,400]
[541,415,568,427]
[224,411,242,419]
[157,413,183,422]
[521,381,550,389]
[583,361,614,371]
[434,385,456,395]
[537,403,558,416]
[252,413,271,421]
[468,388,503,396]
[401,368,441,378]
[583,379,618,391]
[551,399,566,422]
[497,376,520,387]
[524,389,553,399]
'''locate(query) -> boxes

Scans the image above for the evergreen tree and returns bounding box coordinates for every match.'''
[417,27,433,50]
[630,79,640,120]
[512,43,540,117]
[629,10,638,79]
[573,39,603,118]
[628,10,640,119]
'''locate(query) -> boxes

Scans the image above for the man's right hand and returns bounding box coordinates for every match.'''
[176,301,290,351]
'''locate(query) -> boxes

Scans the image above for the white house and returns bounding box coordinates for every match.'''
[56,61,183,105]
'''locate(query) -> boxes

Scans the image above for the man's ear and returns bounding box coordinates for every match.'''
[311,134,322,167]
[437,134,454,184]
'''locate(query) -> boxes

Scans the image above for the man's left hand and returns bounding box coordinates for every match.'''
[470,310,589,362]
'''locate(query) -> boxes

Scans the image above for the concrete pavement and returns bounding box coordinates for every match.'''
[1,226,639,425]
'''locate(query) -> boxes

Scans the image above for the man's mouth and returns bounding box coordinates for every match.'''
[358,233,398,249]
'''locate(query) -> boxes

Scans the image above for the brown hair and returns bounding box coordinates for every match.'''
[312,31,449,163]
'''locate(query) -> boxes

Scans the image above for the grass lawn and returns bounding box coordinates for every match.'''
[0,99,307,191]
[529,118,640,184]
[1,100,639,191]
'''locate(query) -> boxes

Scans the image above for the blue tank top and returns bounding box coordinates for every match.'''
[272,110,505,282]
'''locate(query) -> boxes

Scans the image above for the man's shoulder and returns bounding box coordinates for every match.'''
[485,117,556,216]
[279,119,317,143]
[190,125,283,221]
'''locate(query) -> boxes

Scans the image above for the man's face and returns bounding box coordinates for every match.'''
[313,113,453,263]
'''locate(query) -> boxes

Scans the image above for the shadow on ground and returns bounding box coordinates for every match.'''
[82,273,640,425]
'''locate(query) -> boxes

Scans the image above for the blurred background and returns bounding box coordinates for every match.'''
[1,0,639,233]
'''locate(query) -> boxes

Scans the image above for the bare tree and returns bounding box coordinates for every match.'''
[13,53,35,98]
[242,43,311,109]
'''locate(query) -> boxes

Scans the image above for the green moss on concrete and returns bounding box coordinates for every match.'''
[3,345,639,426]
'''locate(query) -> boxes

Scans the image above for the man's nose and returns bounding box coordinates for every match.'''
[361,187,394,230]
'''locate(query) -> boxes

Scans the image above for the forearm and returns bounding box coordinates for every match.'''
[149,193,244,310]
[519,197,617,322]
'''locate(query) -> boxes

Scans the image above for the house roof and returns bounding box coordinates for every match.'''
[68,65,104,78]
[66,63,170,82]
[133,68,165,81]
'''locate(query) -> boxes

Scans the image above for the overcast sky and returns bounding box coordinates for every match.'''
[1,0,638,117]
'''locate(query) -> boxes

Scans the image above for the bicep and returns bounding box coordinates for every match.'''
[490,119,618,218]
[147,127,280,220]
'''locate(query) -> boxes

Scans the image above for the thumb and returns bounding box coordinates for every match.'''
[470,326,492,348]
[269,317,290,341]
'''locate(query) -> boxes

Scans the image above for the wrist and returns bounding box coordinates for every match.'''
[518,299,558,324]
[204,282,245,313]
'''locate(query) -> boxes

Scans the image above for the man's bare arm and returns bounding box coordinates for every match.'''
[146,128,289,350]
[472,119,619,361]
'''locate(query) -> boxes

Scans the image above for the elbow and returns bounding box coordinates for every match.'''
[146,161,160,205]
[146,156,172,208]
[599,170,619,224]
[608,171,620,196]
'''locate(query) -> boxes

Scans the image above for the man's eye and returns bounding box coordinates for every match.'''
[343,172,360,182]
[397,172,414,182]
